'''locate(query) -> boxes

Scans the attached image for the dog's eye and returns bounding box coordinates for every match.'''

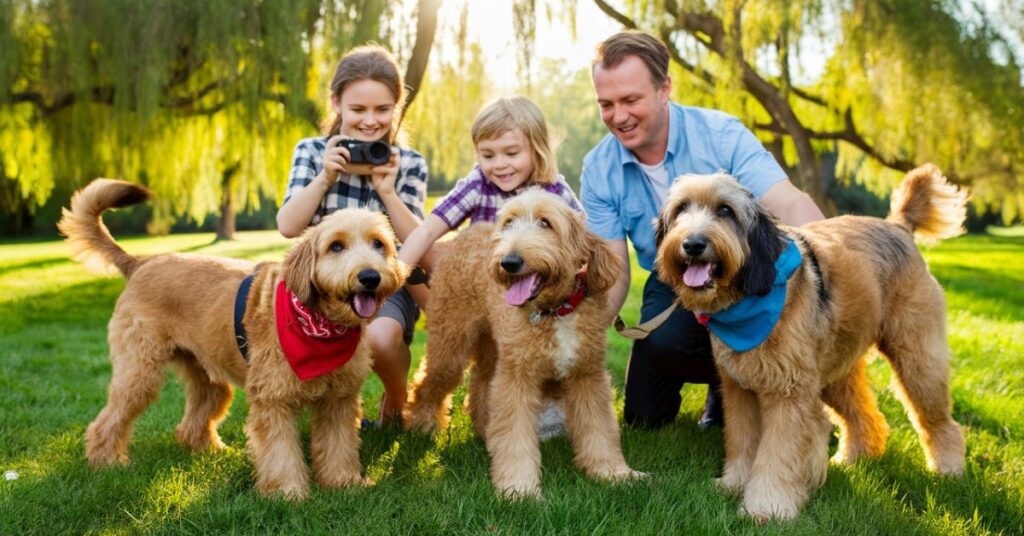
[537,218,551,229]
[330,241,345,253]
[502,219,513,230]
[373,239,385,250]
[717,205,734,218]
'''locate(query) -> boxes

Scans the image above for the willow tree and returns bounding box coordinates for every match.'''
[526,0,1023,220]
[0,0,441,237]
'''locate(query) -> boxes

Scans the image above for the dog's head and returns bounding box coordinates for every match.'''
[489,188,619,310]
[282,208,409,326]
[654,173,787,312]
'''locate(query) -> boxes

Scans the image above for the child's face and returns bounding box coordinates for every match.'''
[476,129,535,192]
[332,79,396,142]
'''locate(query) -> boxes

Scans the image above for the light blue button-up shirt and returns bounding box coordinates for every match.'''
[581,103,787,271]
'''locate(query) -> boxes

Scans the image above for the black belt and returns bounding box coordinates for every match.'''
[234,272,256,362]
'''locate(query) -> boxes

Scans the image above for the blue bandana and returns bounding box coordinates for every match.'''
[699,239,802,352]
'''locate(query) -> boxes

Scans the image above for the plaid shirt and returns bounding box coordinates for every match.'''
[432,166,582,229]
[283,136,428,225]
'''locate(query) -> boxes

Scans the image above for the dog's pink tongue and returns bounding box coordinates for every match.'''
[353,294,380,318]
[506,273,539,306]
[684,263,713,288]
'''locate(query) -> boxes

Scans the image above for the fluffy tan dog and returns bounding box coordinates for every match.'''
[653,165,966,521]
[58,179,407,499]
[405,189,643,498]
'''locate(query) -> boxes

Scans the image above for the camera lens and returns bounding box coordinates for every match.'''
[366,141,391,165]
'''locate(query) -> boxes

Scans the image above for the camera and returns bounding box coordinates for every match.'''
[338,139,392,166]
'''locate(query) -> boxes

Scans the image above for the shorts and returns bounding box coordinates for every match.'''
[377,287,420,345]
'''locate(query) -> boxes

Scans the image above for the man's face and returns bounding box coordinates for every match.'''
[593,55,671,164]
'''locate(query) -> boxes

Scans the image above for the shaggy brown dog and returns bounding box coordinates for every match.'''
[404,189,643,498]
[653,165,967,521]
[58,179,407,499]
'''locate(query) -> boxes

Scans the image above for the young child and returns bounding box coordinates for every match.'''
[398,96,581,270]
[277,44,428,427]
[399,96,580,439]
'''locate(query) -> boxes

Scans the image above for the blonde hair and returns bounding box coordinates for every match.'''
[326,44,405,144]
[471,96,558,185]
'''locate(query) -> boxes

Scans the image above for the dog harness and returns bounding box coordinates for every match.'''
[696,239,802,352]
[529,271,587,324]
[234,272,257,362]
[274,281,361,381]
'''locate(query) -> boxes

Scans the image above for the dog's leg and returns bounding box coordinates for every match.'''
[85,322,169,468]
[822,357,889,466]
[170,351,233,452]
[484,360,544,499]
[717,373,761,494]
[879,294,965,475]
[741,391,831,522]
[466,335,498,439]
[245,400,310,500]
[405,324,476,434]
[563,370,643,482]
[311,394,367,489]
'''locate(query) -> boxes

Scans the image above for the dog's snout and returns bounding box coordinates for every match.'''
[500,253,524,274]
[357,269,381,290]
[682,235,707,256]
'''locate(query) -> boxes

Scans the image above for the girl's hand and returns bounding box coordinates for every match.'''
[321,136,351,186]
[369,148,400,197]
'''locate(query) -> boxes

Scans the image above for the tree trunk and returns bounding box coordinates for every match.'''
[216,163,241,241]
[402,0,442,117]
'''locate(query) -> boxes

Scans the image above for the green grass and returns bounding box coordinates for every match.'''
[1,231,1022,535]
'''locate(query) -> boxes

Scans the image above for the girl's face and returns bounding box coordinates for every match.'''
[332,79,396,142]
[476,129,536,192]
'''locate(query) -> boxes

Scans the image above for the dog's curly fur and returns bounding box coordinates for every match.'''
[404,189,643,498]
[653,165,967,521]
[58,179,407,500]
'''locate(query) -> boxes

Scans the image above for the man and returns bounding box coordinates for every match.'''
[581,31,824,430]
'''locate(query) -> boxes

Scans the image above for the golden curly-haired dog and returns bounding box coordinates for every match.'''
[404,188,643,498]
[58,179,407,499]
[653,165,966,521]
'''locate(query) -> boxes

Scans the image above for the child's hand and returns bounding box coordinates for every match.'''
[322,136,351,185]
[369,148,400,197]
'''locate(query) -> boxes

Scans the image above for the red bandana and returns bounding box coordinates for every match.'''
[530,271,588,323]
[274,281,361,381]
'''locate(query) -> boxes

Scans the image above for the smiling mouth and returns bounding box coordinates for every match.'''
[505,272,543,306]
[350,292,381,318]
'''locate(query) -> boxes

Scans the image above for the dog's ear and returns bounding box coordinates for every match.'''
[584,229,620,295]
[736,205,786,296]
[282,228,318,306]
[653,215,668,247]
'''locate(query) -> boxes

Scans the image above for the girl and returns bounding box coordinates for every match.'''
[398,96,581,271]
[277,44,428,427]
[398,96,580,440]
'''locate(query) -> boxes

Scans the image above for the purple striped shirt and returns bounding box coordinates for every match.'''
[432,166,582,229]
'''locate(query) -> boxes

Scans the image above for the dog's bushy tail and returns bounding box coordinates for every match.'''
[886,164,968,243]
[57,179,153,278]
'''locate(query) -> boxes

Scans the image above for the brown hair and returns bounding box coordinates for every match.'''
[325,44,406,143]
[471,96,559,185]
[593,31,670,87]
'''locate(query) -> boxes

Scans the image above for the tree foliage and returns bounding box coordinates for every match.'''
[0,0,441,236]
[527,0,1024,222]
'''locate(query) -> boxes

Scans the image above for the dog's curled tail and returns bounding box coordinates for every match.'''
[57,179,153,278]
[887,164,968,243]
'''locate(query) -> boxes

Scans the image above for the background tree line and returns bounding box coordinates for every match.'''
[1,0,1021,238]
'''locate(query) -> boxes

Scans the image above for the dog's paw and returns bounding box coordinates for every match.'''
[260,481,311,501]
[316,472,371,490]
[714,476,744,495]
[497,484,543,501]
[739,493,800,522]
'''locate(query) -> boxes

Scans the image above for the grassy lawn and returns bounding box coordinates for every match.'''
[0,230,1021,535]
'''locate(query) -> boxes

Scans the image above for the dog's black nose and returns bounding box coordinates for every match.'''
[357,269,381,290]
[682,236,707,256]
[500,253,524,274]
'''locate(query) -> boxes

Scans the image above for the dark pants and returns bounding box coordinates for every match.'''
[623,270,721,429]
